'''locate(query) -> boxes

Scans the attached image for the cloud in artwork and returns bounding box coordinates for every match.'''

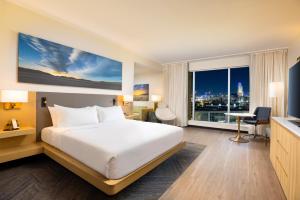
[68,53,122,82]
[19,33,122,82]
[69,49,82,64]
[22,34,72,72]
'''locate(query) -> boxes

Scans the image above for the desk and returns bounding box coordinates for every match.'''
[125,113,140,120]
[225,113,255,143]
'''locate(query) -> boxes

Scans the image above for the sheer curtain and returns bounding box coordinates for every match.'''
[250,49,288,117]
[163,62,188,127]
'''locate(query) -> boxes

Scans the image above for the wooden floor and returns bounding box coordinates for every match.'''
[160,127,286,200]
[0,127,286,200]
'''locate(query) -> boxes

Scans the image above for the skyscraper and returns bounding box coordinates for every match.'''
[237,82,244,97]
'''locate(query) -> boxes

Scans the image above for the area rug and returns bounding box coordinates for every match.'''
[0,143,205,200]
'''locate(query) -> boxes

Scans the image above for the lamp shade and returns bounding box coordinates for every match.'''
[151,95,161,102]
[269,82,284,98]
[123,94,133,102]
[0,90,28,103]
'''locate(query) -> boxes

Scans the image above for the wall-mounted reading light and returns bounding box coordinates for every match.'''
[0,90,28,110]
[41,97,47,107]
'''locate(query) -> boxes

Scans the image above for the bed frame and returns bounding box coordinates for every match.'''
[36,92,186,195]
[43,141,185,195]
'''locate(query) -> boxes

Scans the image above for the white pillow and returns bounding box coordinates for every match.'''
[48,106,58,127]
[53,105,99,127]
[97,106,125,122]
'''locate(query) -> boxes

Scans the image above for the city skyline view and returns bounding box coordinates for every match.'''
[193,67,250,123]
[195,67,249,97]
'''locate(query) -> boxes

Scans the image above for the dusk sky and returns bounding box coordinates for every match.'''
[18,33,122,83]
[134,84,149,94]
[230,67,249,96]
[195,67,249,96]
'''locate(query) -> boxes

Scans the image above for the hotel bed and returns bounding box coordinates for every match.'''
[41,120,183,179]
[35,92,185,195]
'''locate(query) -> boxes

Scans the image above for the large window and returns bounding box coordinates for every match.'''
[194,69,228,122]
[192,66,249,123]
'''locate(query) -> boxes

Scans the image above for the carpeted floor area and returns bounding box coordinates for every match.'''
[0,143,205,200]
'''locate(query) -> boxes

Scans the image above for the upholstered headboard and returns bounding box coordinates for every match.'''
[36,92,116,140]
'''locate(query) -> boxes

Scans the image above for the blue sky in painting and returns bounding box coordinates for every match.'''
[18,33,122,82]
[134,84,149,93]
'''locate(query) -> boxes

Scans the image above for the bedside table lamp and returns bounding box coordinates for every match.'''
[151,95,161,111]
[123,95,133,103]
[0,90,28,110]
[0,90,28,130]
[269,82,284,116]
[123,94,133,115]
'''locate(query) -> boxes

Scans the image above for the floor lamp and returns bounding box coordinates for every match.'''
[269,82,284,116]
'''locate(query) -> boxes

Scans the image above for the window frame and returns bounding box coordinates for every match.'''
[191,65,249,123]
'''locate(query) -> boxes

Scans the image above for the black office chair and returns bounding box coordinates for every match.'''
[243,107,272,144]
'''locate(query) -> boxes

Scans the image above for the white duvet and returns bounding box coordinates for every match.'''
[41,120,183,179]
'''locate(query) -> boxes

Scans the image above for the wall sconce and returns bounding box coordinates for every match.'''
[0,90,28,110]
[151,95,161,111]
[41,97,47,107]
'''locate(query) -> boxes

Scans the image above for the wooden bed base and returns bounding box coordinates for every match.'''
[43,142,186,195]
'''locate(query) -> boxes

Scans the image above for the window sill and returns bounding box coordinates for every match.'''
[188,120,251,132]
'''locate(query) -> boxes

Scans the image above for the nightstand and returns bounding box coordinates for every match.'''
[125,113,140,120]
[0,127,43,163]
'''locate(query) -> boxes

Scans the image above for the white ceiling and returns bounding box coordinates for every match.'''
[8,0,300,63]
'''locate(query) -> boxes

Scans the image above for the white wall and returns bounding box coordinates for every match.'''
[288,35,300,67]
[0,1,161,95]
[133,72,163,107]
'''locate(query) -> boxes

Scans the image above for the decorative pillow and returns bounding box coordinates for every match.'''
[53,105,99,127]
[48,106,58,127]
[96,106,125,122]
